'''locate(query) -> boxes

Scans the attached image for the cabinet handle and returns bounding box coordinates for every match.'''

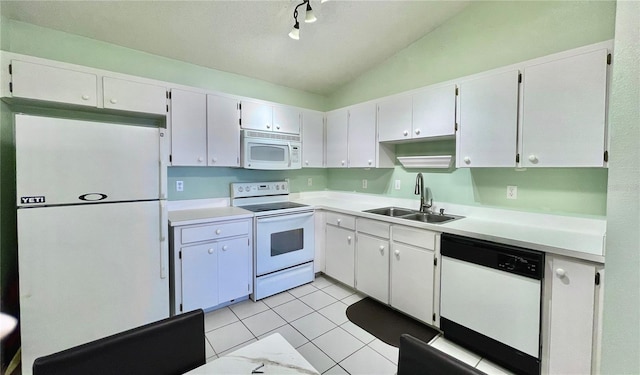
[403,130,409,136]
[109,98,118,104]
[463,156,471,164]
[222,245,229,251]
[415,129,421,135]
[215,229,222,235]
[208,248,214,254]
[555,268,566,278]
[529,154,538,163]
[81,95,90,101]
[394,249,400,257]
[379,245,385,255]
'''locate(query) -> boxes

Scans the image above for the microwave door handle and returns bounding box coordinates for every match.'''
[287,142,292,168]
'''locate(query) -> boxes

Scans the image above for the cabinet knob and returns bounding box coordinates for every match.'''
[208,248,214,254]
[415,129,421,135]
[266,124,271,129]
[463,156,471,164]
[336,219,341,225]
[222,245,228,251]
[109,98,118,104]
[368,160,372,165]
[276,125,281,130]
[305,160,309,165]
[394,249,400,257]
[341,160,345,166]
[379,245,385,254]
[528,154,538,163]
[81,95,90,101]
[555,268,566,278]
[347,236,352,242]
[403,130,409,136]
[215,229,222,235]
[212,157,217,163]
[198,157,204,162]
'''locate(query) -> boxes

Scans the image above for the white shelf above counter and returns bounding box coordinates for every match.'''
[397,155,453,169]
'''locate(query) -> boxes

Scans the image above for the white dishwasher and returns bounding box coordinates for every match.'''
[440,234,544,375]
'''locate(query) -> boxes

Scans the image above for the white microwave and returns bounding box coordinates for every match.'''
[241,130,302,170]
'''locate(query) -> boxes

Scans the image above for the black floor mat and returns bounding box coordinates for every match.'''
[345,297,440,348]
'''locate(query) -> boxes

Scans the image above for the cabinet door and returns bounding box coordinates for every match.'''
[412,83,456,139]
[207,95,240,167]
[102,76,167,115]
[390,242,434,323]
[547,257,597,375]
[521,49,608,167]
[457,70,519,167]
[378,94,412,142]
[302,110,324,168]
[273,105,300,134]
[218,237,251,303]
[240,100,272,131]
[356,233,389,303]
[348,103,377,168]
[11,60,98,107]
[325,225,355,287]
[170,89,207,166]
[325,109,349,168]
[181,243,218,312]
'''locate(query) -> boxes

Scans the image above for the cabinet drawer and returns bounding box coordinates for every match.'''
[325,212,356,230]
[392,225,436,250]
[181,220,250,244]
[357,218,390,239]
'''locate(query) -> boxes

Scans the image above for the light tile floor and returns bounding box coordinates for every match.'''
[203,274,514,374]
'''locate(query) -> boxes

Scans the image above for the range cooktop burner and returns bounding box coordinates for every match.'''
[240,201,308,213]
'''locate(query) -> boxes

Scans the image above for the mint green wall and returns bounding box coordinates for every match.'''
[601,1,640,372]
[0,17,327,111]
[325,1,615,217]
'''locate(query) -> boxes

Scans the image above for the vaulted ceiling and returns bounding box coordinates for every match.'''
[0,1,471,95]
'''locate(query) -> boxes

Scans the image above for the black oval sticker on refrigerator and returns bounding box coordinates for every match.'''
[78,193,108,201]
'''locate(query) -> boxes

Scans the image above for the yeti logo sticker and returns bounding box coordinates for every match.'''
[20,196,45,204]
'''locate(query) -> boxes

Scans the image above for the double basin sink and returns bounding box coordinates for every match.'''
[363,207,464,224]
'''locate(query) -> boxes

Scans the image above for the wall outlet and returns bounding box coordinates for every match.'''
[395,180,401,190]
[307,178,313,186]
[362,179,368,189]
[507,185,517,199]
[176,180,184,192]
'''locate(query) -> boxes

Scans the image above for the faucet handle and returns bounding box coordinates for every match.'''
[439,208,445,216]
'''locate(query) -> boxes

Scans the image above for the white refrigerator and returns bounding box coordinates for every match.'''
[15,114,169,373]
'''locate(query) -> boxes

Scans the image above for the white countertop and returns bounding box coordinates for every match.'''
[167,191,606,263]
[185,333,319,375]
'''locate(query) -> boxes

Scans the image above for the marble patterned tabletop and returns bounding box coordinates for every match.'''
[184,333,320,374]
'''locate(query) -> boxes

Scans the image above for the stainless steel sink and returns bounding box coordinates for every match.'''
[363,206,464,224]
[363,207,415,217]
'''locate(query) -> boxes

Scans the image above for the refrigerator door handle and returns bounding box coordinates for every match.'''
[160,200,168,279]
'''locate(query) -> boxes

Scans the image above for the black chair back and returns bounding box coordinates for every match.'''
[397,334,485,375]
[33,309,205,375]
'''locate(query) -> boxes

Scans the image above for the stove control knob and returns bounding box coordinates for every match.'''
[276,185,280,190]
[282,184,286,190]
[245,186,250,192]
[238,187,244,192]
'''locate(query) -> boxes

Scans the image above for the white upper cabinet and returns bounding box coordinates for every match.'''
[302,110,325,168]
[377,94,412,142]
[348,102,377,168]
[240,99,300,134]
[102,76,167,115]
[170,89,207,166]
[412,83,457,139]
[520,49,608,167]
[10,60,98,107]
[207,95,241,167]
[457,70,520,168]
[325,108,349,168]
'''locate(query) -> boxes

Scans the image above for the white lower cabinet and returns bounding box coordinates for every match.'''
[543,255,603,375]
[170,217,252,315]
[390,225,437,325]
[355,219,391,303]
[324,212,356,287]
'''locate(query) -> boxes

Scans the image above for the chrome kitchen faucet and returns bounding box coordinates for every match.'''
[414,172,433,213]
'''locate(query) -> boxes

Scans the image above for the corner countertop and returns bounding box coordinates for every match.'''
[290,191,606,264]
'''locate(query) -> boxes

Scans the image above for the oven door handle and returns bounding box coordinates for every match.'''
[257,211,314,223]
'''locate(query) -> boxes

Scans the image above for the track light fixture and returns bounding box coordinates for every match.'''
[289,0,322,40]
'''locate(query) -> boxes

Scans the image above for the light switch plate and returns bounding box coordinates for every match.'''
[507,185,517,199]
[307,178,313,186]
[395,180,401,190]
[176,181,184,192]
[362,179,368,189]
